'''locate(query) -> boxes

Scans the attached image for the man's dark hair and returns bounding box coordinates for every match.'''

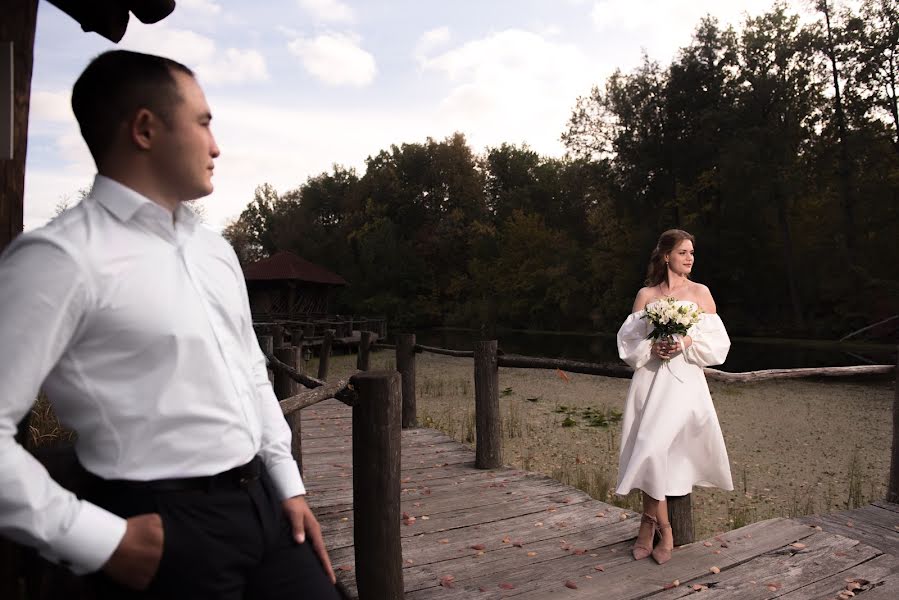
[71,50,194,165]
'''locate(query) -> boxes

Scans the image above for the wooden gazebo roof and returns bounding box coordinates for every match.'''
[243,251,348,286]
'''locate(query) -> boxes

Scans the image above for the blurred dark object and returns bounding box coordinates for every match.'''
[46,0,177,42]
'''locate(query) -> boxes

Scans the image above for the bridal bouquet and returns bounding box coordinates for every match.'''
[642,297,703,344]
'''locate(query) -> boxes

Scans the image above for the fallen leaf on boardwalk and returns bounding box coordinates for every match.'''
[720,542,729,548]
[479,587,488,592]
[560,543,571,551]
[403,517,416,525]
[502,536,512,544]
[692,584,707,591]
[562,497,573,504]
[556,369,570,382]
[527,551,538,557]
[564,581,578,589]
[470,544,486,550]
[421,516,430,520]
[790,542,806,549]
[594,565,605,571]
[340,517,349,522]
[439,575,455,588]
[512,540,524,547]
[663,579,680,590]
[438,539,449,544]
[703,541,713,547]
[499,582,516,590]
[596,512,606,518]
[619,513,628,520]
[572,548,587,555]
[405,559,414,565]
[336,565,353,571]
[709,566,720,574]
[535,522,544,527]
[766,582,782,591]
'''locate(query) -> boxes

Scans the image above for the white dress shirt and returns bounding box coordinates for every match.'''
[0,175,305,575]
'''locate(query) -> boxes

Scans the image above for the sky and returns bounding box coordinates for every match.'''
[24,0,815,231]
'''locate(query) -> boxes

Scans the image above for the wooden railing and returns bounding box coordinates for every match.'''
[371,334,898,548]
[261,333,403,600]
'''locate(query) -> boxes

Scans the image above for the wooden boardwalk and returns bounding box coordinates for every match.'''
[302,399,899,599]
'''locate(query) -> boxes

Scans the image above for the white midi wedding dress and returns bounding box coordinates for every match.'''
[615,301,734,500]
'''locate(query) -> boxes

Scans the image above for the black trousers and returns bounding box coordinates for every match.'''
[85,467,341,600]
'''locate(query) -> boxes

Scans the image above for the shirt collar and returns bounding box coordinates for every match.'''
[90,174,200,228]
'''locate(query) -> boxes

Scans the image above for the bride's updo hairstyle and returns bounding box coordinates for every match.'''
[645,229,695,287]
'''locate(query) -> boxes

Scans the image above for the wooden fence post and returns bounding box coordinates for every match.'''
[667,495,694,546]
[396,333,417,428]
[888,347,899,503]
[318,329,335,380]
[351,371,403,600]
[474,340,502,469]
[271,324,284,349]
[274,346,303,474]
[357,331,372,371]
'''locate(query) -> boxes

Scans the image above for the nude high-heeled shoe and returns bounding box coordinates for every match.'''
[652,521,673,564]
[632,513,658,560]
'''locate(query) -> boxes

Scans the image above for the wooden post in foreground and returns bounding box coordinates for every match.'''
[357,330,372,371]
[667,494,694,546]
[888,347,899,503]
[474,340,502,469]
[396,333,417,428]
[274,346,303,474]
[351,371,403,600]
[318,329,335,380]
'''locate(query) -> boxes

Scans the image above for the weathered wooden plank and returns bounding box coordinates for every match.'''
[648,532,881,599]
[776,552,899,600]
[871,500,899,514]
[320,494,604,550]
[798,512,899,556]
[406,519,815,599]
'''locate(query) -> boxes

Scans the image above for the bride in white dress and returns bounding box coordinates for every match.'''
[615,229,733,564]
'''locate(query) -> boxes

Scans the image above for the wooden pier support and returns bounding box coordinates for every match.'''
[318,329,335,380]
[274,346,303,474]
[351,371,403,600]
[888,347,899,503]
[357,331,372,371]
[667,494,694,546]
[396,333,417,428]
[474,340,502,469]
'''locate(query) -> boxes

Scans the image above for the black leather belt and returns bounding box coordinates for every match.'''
[96,456,263,493]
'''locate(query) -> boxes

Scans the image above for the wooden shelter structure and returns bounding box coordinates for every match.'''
[243,251,348,319]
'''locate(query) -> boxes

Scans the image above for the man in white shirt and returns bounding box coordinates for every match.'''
[0,50,339,599]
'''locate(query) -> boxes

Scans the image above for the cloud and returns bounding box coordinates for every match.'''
[29,90,73,123]
[419,29,598,155]
[414,27,451,65]
[178,0,222,16]
[288,33,376,86]
[297,0,354,23]
[119,22,269,85]
[589,0,804,65]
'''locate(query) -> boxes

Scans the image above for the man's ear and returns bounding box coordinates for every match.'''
[130,108,158,151]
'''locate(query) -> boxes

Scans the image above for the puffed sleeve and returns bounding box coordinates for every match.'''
[617,311,653,369]
[683,313,731,367]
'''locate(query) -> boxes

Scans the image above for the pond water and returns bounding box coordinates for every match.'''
[414,329,896,373]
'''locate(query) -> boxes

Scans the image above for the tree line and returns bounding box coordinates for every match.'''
[225,1,898,339]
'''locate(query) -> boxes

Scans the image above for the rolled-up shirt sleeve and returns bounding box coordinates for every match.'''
[0,237,126,573]
[232,251,306,500]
